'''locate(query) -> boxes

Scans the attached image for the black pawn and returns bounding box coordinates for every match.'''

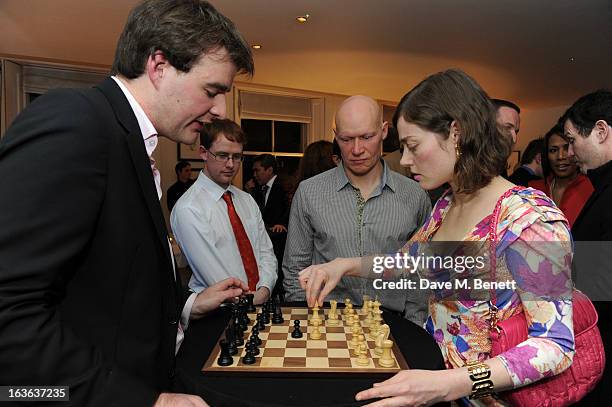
[262,307,271,325]
[291,320,303,338]
[248,338,260,356]
[225,327,238,356]
[242,348,256,365]
[272,304,284,324]
[217,339,234,366]
[256,313,266,330]
[246,293,256,312]
[251,330,262,346]
[234,328,244,347]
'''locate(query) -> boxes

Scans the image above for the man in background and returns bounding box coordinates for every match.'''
[251,153,289,298]
[493,98,521,178]
[509,138,543,186]
[172,120,277,305]
[283,95,431,325]
[167,160,195,211]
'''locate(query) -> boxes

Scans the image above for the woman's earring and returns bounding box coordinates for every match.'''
[455,143,462,159]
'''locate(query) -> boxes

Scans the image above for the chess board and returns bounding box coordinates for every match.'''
[203,307,409,374]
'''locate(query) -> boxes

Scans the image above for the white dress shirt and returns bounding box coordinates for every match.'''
[171,171,278,294]
[263,174,277,206]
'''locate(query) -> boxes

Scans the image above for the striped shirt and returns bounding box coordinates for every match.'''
[282,161,431,325]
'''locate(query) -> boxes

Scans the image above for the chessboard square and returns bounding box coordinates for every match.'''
[258,332,269,340]
[351,358,375,368]
[265,340,286,348]
[305,357,329,368]
[283,357,307,368]
[328,357,352,368]
[307,340,327,349]
[327,348,350,358]
[269,326,288,333]
[292,309,308,315]
[237,357,262,367]
[259,357,284,368]
[263,348,284,357]
[326,333,347,341]
[267,332,286,340]
[306,348,328,358]
[328,340,348,349]
[326,327,345,333]
[285,348,307,357]
[286,340,307,348]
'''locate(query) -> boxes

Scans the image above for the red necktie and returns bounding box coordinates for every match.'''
[222,191,259,291]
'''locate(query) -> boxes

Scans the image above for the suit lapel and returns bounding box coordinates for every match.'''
[95,78,175,278]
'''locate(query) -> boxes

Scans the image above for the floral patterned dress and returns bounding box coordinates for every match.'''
[404,187,575,405]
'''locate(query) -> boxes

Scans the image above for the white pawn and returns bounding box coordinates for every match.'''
[310,319,322,340]
[356,335,370,366]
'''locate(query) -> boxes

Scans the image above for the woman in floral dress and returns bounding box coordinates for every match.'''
[298,69,574,406]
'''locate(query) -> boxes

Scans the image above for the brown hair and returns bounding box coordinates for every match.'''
[393,69,510,194]
[111,0,254,78]
[298,140,335,183]
[200,119,246,149]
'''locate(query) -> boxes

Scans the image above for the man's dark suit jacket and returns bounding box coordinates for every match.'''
[508,165,541,187]
[0,78,184,406]
[255,178,289,229]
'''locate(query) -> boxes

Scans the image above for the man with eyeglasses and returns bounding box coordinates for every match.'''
[282,95,431,325]
[171,119,277,305]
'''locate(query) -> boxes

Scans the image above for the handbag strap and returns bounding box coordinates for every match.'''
[487,186,526,330]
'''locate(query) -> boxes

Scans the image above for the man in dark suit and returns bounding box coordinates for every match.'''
[0,1,253,406]
[508,138,543,186]
[561,90,612,405]
[251,154,289,299]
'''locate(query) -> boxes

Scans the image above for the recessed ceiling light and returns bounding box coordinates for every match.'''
[569,57,575,62]
[251,44,262,50]
[296,14,310,23]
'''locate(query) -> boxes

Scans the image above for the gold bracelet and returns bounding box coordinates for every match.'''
[467,361,494,399]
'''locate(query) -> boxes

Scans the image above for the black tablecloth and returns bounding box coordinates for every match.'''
[175,303,448,407]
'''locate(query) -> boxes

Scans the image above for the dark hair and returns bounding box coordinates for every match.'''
[111,0,254,78]
[540,124,566,179]
[520,138,544,165]
[559,89,612,137]
[491,98,521,114]
[332,138,341,158]
[393,69,510,194]
[253,154,278,174]
[175,160,191,175]
[200,119,246,149]
[298,140,335,183]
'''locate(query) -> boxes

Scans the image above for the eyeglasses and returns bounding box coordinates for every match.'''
[207,151,244,163]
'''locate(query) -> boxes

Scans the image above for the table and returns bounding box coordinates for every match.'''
[175,303,449,407]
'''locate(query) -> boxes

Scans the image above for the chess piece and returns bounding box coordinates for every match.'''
[272,306,284,324]
[360,295,370,316]
[217,339,234,366]
[327,300,340,327]
[356,338,370,366]
[378,339,395,368]
[262,306,271,325]
[291,320,303,338]
[233,325,245,347]
[310,319,322,340]
[374,324,390,356]
[225,326,238,355]
[248,338,260,356]
[350,321,361,348]
[245,293,256,312]
[242,348,256,365]
[251,327,262,346]
[256,313,266,331]
[343,298,352,315]
[311,301,321,323]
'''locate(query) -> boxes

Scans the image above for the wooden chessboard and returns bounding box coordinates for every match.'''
[202,307,409,374]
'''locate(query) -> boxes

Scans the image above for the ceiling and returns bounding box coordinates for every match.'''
[1,0,611,109]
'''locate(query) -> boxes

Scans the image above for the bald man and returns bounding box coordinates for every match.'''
[282,96,431,325]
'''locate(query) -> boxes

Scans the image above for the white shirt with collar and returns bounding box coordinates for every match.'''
[111,76,195,353]
[171,171,278,294]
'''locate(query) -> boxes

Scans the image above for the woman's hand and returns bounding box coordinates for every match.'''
[298,257,358,307]
[355,370,452,407]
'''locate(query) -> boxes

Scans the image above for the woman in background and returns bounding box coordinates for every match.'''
[529,124,593,227]
[296,140,336,184]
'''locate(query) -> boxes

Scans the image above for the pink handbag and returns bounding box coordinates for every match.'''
[487,187,605,406]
